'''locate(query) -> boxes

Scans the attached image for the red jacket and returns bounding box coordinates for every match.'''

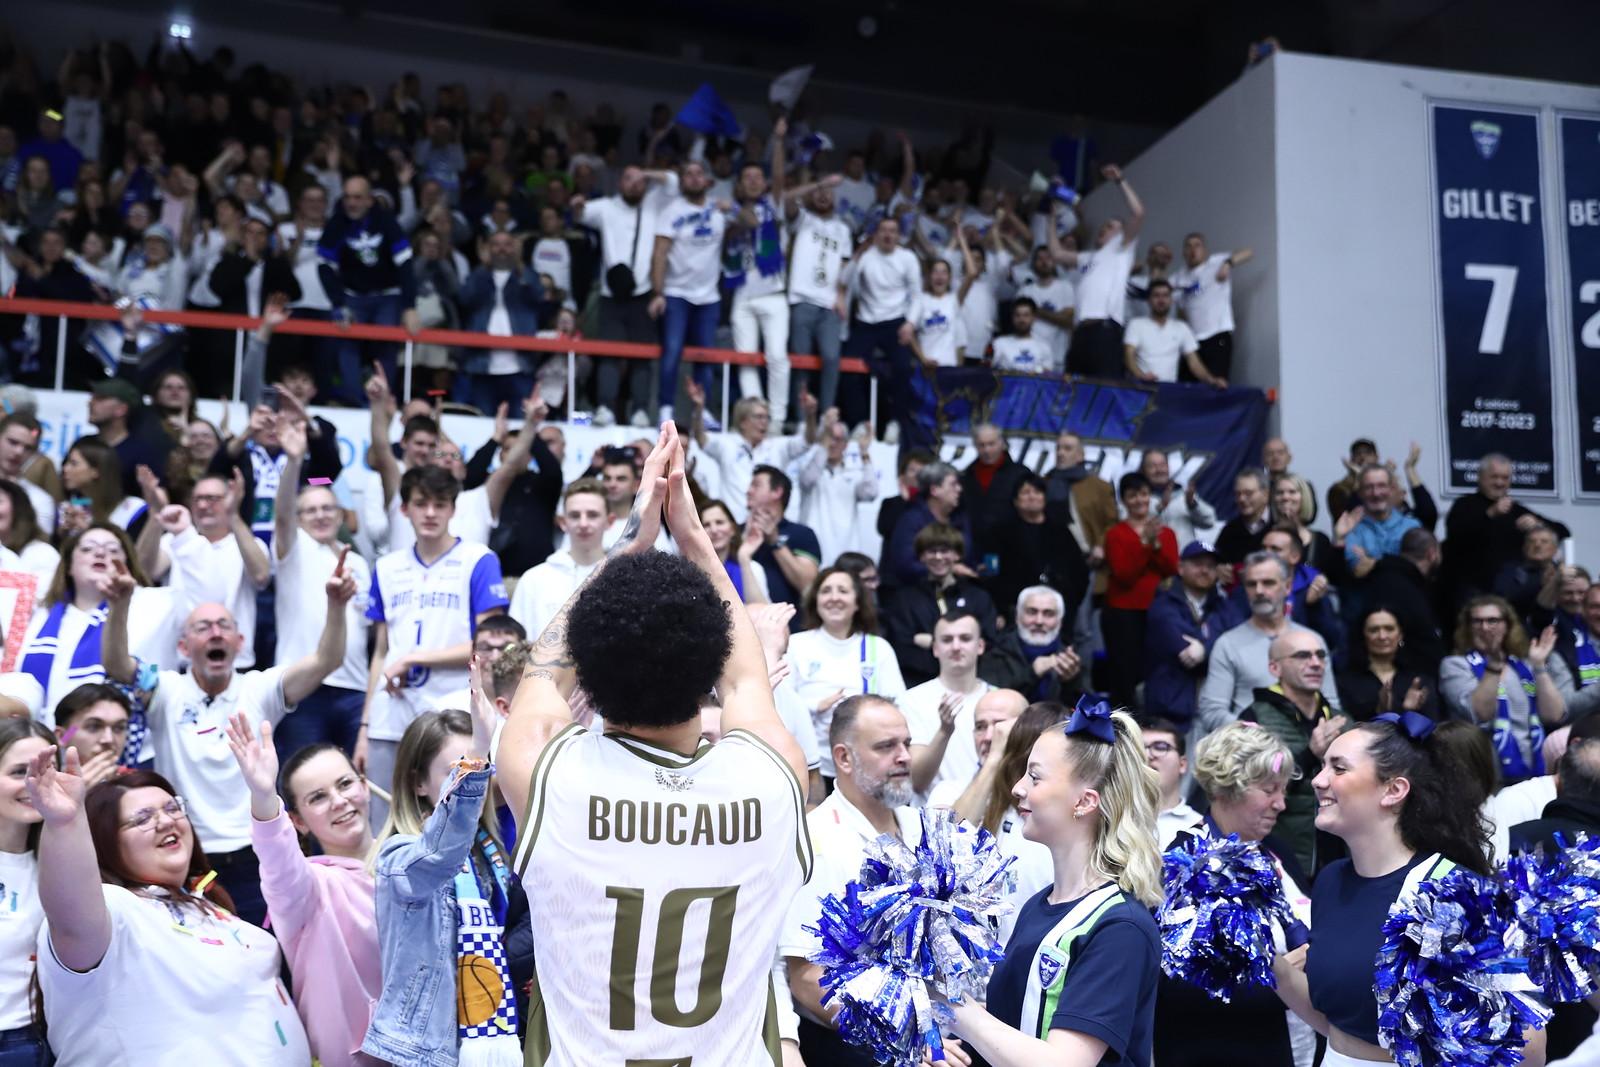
[1104,522,1179,611]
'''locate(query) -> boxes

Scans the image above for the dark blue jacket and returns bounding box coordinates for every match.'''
[1143,579,1228,727]
[317,204,417,304]
[881,500,977,590]
[456,266,545,376]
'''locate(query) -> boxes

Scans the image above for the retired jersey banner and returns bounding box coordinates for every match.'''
[1560,114,1600,497]
[907,369,1269,520]
[1431,104,1556,494]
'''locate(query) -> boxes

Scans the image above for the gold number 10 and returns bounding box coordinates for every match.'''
[607,885,739,1032]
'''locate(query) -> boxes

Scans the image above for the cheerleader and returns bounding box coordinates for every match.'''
[941,700,1162,1066]
[1272,713,1548,1065]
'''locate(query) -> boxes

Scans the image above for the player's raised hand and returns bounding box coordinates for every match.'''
[610,421,675,556]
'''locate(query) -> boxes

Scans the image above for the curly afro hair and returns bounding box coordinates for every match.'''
[566,551,732,728]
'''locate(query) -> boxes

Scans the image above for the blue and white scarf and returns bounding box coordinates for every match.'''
[19,601,108,702]
[1565,615,1600,690]
[455,831,519,1066]
[722,195,784,290]
[1466,652,1544,779]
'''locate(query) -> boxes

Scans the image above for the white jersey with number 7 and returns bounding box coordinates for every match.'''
[514,724,812,1066]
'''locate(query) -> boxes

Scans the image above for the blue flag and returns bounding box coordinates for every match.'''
[677,84,743,140]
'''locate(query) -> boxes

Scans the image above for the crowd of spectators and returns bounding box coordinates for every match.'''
[0,25,1595,1067]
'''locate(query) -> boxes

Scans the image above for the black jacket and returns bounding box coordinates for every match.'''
[1359,555,1448,676]
[468,434,565,577]
[881,578,998,688]
[1443,491,1571,609]
[1508,795,1600,857]
[208,251,301,315]
[979,629,1086,705]
[960,455,1029,554]
[985,506,1090,629]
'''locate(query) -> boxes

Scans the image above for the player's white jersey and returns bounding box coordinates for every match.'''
[364,537,508,740]
[515,724,812,1066]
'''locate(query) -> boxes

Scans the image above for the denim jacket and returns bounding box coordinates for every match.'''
[362,765,490,1067]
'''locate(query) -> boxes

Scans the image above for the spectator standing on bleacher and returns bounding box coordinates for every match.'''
[573,164,679,428]
[1170,233,1252,384]
[1049,164,1145,380]
[456,230,544,415]
[318,176,418,404]
[726,118,792,428]
[845,217,922,442]
[785,175,852,412]
[648,160,728,424]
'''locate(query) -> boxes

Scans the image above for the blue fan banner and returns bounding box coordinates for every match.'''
[1559,114,1600,498]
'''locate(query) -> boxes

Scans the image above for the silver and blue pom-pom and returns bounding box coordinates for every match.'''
[1376,866,1551,1067]
[1157,833,1308,1002]
[1503,833,1600,1004]
[807,807,1016,1066]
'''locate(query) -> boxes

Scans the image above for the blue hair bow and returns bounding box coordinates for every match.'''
[1065,696,1115,745]
[1375,711,1435,743]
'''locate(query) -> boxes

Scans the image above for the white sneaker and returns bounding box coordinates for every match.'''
[883,421,900,444]
[593,405,617,428]
[659,404,674,424]
[629,409,651,428]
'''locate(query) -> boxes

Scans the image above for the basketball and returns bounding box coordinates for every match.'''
[457,954,506,1027]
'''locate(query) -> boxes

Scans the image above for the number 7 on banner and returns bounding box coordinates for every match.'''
[1464,263,1519,354]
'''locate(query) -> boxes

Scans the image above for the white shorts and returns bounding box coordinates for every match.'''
[1320,1048,1391,1066]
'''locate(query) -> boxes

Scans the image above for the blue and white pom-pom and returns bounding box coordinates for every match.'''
[807,808,1016,1066]
[1503,833,1600,1004]
[1376,865,1550,1067]
[1158,833,1308,1002]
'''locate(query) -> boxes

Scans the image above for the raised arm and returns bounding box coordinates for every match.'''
[648,234,671,320]
[226,469,272,591]
[281,555,357,706]
[365,364,401,506]
[1047,203,1079,268]
[770,116,787,204]
[662,426,808,784]
[484,394,547,522]
[27,748,112,973]
[274,420,306,560]
[100,560,139,685]
[1103,164,1144,242]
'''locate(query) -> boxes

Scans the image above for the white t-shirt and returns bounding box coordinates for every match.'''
[778,790,923,1024]
[276,528,371,691]
[799,446,875,568]
[508,550,599,640]
[785,629,906,777]
[834,176,876,234]
[276,221,331,310]
[1123,315,1199,382]
[959,275,1000,358]
[18,480,55,536]
[581,174,679,298]
[165,527,259,669]
[146,666,292,852]
[656,196,729,305]
[908,291,967,367]
[900,677,990,796]
[788,210,853,310]
[1074,236,1139,323]
[1171,251,1236,340]
[19,586,176,722]
[15,539,59,584]
[990,333,1055,375]
[852,246,922,325]
[365,538,508,741]
[532,237,572,295]
[698,433,810,524]
[39,886,309,1065]
[1017,275,1076,364]
[0,850,40,1030]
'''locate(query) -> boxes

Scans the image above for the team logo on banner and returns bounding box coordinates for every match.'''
[1471,120,1502,159]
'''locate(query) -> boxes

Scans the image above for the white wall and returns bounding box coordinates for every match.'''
[1273,53,1600,554]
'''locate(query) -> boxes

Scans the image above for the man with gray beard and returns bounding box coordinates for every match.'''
[780,695,921,1066]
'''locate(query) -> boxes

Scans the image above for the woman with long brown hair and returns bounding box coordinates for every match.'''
[27,754,309,1063]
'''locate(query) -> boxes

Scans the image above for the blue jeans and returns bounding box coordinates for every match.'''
[788,301,843,412]
[273,683,366,762]
[209,844,266,929]
[458,372,536,416]
[0,1028,51,1067]
[335,291,403,404]
[660,296,718,414]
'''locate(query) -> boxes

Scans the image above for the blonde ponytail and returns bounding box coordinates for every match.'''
[1063,710,1163,907]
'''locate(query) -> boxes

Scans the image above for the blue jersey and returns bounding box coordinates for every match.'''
[365,538,508,740]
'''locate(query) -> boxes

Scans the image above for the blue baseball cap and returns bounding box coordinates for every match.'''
[1180,540,1217,561]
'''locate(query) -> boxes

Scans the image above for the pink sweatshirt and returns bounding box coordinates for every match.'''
[251,810,387,1066]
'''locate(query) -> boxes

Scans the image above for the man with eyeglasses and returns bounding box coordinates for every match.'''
[269,418,373,762]
[1240,630,1348,871]
[1141,717,1204,849]
[101,554,359,927]
[1198,551,1342,745]
[52,682,131,786]
[138,472,271,670]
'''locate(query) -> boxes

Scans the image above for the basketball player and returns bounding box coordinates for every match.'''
[500,421,812,1066]
[356,464,509,828]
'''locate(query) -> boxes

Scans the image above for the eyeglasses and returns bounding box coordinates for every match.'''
[1145,741,1177,756]
[186,618,238,636]
[430,451,463,463]
[1276,649,1329,663]
[1470,616,1507,627]
[120,795,188,831]
[190,492,226,505]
